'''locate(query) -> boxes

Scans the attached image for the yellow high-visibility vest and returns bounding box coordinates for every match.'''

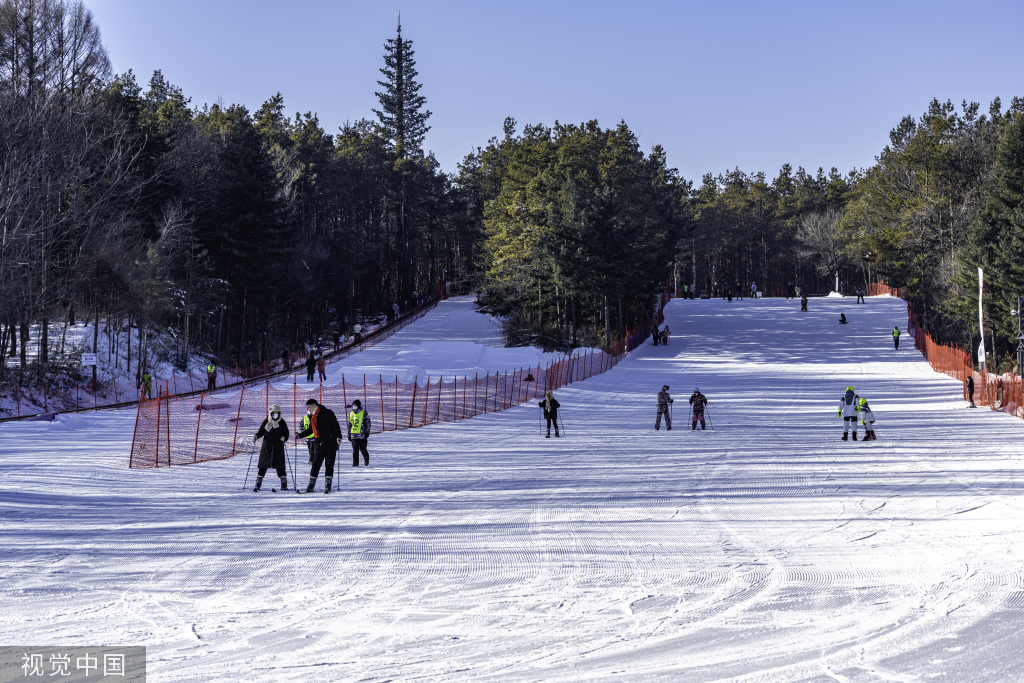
[348,409,365,437]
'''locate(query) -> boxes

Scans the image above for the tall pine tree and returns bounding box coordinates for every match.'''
[372,16,431,158]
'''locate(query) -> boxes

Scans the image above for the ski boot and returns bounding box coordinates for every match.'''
[324,477,333,495]
[852,433,858,441]
[253,475,263,492]
[554,430,560,437]
[841,433,848,441]
[303,477,315,493]
[280,476,289,491]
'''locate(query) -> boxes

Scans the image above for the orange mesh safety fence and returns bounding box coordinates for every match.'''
[129,348,628,468]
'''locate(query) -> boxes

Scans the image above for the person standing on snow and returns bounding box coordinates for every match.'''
[353,323,362,343]
[856,286,866,304]
[348,398,371,466]
[800,294,808,311]
[305,353,316,382]
[540,390,561,437]
[316,355,327,382]
[838,386,861,440]
[253,404,289,491]
[660,325,671,345]
[656,385,673,430]
[967,375,976,407]
[689,388,708,430]
[652,327,660,346]
[141,371,153,399]
[393,303,400,320]
[299,402,316,465]
[332,328,341,351]
[858,397,877,441]
[892,326,900,349]
[751,282,757,299]
[207,363,217,391]
[296,398,343,493]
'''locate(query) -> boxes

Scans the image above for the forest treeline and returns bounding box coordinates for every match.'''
[2,0,1023,394]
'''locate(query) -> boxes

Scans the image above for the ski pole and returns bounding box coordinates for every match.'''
[242,443,255,491]
[539,402,543,437]
[559,413,566,436]
[705,406,714,430]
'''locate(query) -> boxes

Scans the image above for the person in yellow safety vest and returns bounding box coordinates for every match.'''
[141,371,153,399]
[348,398,371,467]
[300,407,316,464]
[892,326,900,350]
[207,363,217,391]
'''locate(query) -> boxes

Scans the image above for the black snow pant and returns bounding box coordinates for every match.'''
[310,450,337,478]
[691,411,705,429]
[351,438,369,466]
[857,295,865,303]
[258,465,286,477]
[894,337,900,350]
[208,377,216,391]
[307,368,315,382]
[656,409,671,429]
[545,417,559,435]
[306,440,315,464]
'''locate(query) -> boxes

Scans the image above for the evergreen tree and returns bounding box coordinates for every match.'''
[372,17,431,158]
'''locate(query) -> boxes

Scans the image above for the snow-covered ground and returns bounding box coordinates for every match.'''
[3,296,1023,682]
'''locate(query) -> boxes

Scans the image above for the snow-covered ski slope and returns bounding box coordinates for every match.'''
[3,296,1024,682]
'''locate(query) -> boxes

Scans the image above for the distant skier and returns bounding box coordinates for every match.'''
[967,375,976,407]
[660,325,671,345]
[316,355,327,381]
[787,281,796,299]
[253,404,289,491]
[141,371,153,399]
[207,363,217,391]
[296,398,343,493]
[656,385,673,430]
[316,337,324,355]
[892,326,900,349]
[348,398,371,466]
[858,397,877,441]
[540,390,560,437]
[838,386,861,441]
[281,348,290,371]
[856,286,865,304]
[751,282,757,299]
[689,388,708,430]
[840,313,848,324]
[353,324,362,343]
[305,353,316,382]
[393,303,400,320]
[332,328,341,351]
[652,327,660,346]
[800,294,808,311]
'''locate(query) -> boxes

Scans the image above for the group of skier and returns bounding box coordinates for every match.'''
[838,386,877,441]
[251,397,372,494]
[655,386,708,431]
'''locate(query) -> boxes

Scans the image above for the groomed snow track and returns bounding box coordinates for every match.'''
[2,296,1023,682]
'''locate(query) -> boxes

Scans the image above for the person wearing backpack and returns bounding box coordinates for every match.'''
[838,386,861,441]
[656,385,673,430]
[689,388,708,430]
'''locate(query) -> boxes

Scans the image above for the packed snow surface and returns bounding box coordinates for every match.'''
[3,296,1024,682]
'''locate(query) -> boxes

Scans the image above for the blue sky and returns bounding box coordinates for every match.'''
[87,0,1024,183]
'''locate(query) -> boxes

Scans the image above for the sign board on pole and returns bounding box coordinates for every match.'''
[81,353,97,366]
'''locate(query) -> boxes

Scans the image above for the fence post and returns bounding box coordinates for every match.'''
[165,381,172,466]
[364,374,369,421]
[231,382,245,459]
[483,372,489,413]
[380,374,386,432]
[436,376,442,423]
[422,377,431,426]
[129,389,143,468]
[342,374,348,411]
[194,390,205,463]
[462,375,468,420]
[395,375,399,431]
[76,384,80,413]
[409,377,418,428]
[155,387,161,468]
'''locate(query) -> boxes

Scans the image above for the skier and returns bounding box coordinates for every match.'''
[800,294,808,311]
[751,282,757,299]
[281,348,290,371]
[393,303,400,320]
[140,371,153,399]
[858,397,877,441]
[316,355,327,382]
[540,390,560,437]
[332,328,341,351]
[253,404,289,491]
[299,402,316,464]
[838,386,861,440]
[655,385,673,430]
[348,398,371,466]
[892,326,900,349]
[660,325,671,345]
[856,286,866,304]
[652,327,660,346]
[305,353,316,382]
[296,398,343,493]
[353,324,362,343]
[689,388,708,430]
[207,363,217,391]
[967,375,976,407]
[316,337,324,355]
[840,313,848,324]
[787,281,796,299]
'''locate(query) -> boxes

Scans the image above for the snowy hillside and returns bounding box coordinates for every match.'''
[2,296,1023,682]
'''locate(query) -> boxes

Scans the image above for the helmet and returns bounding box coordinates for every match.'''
[846,386,854,392]
[859,398,867,405]
[694,388,700,393]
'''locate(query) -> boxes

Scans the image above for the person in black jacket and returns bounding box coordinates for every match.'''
[540,390,560,437]
[305,353,316,382]
[295,398,343,493]
[253,404,289,491]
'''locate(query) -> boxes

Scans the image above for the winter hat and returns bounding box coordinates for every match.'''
[662,385,669,391]
[268,404,283,429]
[694,387,700,393]
[352,399,362,409]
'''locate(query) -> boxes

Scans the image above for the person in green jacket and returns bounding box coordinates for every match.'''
[141,371,153,399]
[892,326,900,350]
